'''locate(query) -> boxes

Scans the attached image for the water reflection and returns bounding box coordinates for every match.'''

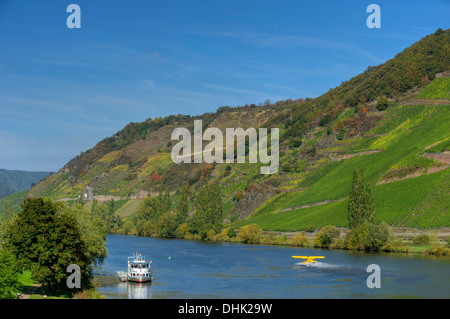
[127,282,151,299]
[94,275,153,299]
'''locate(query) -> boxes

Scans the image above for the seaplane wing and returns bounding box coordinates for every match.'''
[292,256,325,264]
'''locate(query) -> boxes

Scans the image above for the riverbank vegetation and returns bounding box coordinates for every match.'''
[109,183,223,241]
[0,198,108,299]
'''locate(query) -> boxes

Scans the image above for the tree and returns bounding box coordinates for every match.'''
[365,222,393,251]
[69,204,108,267]
[192,183,223,235]
[347,168,374,230]
[176,186,189,223]
[138,196,161,222]
[108,199,115,216]
[376,96,389,111]
[346,169,375,250]
[157,212,178,238]
[176,222,190,238]
[4,198,91,291]
[161,187,171,213]
[0,247,22,299]
[4,198,107,292]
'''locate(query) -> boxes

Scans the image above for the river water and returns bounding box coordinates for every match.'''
[93,234,449,299]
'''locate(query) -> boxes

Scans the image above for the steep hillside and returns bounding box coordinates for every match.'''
[231,102,450,230]
[27,29,450,229]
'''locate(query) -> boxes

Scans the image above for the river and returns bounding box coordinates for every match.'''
[93,234,450,299]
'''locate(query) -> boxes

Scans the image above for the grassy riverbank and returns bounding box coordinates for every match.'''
[18,271,104,299]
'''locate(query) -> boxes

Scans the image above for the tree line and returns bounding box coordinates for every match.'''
[112,182,223,241]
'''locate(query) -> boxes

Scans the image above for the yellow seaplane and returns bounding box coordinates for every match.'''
[292,256,325,265]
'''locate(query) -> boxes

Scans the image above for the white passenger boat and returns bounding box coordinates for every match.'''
[126,253,152,283]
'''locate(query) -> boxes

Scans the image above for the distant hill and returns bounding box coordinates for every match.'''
[27,28,450,230]
[0,169,52,198]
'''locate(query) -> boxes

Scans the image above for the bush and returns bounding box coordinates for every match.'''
[412,233,431,246]
[227,228,236,238]
[304,225,316,232]
[345,223,369,250]
[365,222,393,251]
[336,131,345,140]
[261,233,275,245]
[239,224,263,244]
[376,96,389,111]
[275,235,288,245]
[314,225,340,248]
[206,229,216,241]
[217,227,235,242]
[425,246,448,256]
[74,288,104,299]
[291,232,309,247]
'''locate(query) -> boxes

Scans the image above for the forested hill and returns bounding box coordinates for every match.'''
[0,169,51,198]
[25,28,450,230]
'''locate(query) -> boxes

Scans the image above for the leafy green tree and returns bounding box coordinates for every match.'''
[365,222,393,251]
[0,247,22,299]
[161,187,171,213]
[108,199,115,216]
[137,196,161,222]
[177,186,189,215]
[157,212,178,238]
[192,183,223,235]
[346,169,375,250]
[176,186,190,225]
[376,96,389,111]
[121,220,135,235]
[69,204,108,266]
[4,198,106,291]
[347,168,374,230]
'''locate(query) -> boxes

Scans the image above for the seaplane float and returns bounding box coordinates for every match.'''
[292,256,325,265]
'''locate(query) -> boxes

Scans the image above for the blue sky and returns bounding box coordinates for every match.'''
[0,0,449,172]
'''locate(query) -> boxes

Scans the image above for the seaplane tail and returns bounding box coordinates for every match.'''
[292,256,325,264]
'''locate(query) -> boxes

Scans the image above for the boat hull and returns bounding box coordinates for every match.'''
[127,276,152,283]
